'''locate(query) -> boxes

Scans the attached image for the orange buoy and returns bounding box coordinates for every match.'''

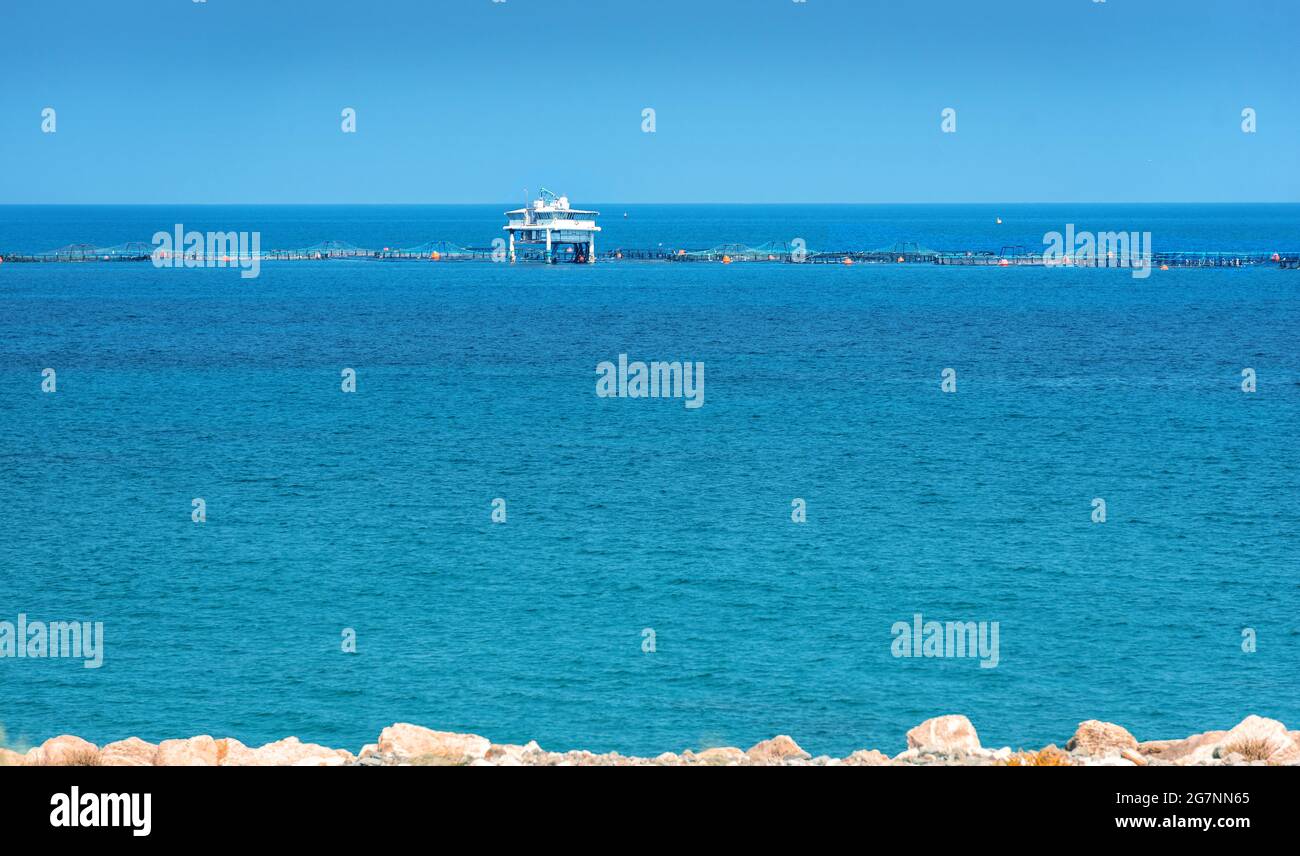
[896,256,905,263]
[721,255,732,264]
[998,259,1010,267]
[1159,264,1169,271]
[430,251,441,260]
[842,257,853,265]
[1272,252,1281,261]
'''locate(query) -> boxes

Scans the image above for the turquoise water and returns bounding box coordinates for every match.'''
[1,205,1298,756]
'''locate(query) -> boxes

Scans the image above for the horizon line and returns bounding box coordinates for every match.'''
[2,201,1298,207]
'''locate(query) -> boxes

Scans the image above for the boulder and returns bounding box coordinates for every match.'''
[1136,739,1182,757]
[0,747,27,766]
[215,738,256,766]
[844,749,891,766]
[376,724,489,764]
[906,715,981,755]
[1271,743,1300,766]
[1163,731,1229,765]
[29,735,99,766]
[1065,720,1139,757]
[486,740,543,763]
[1119,748,1147,766]
[746,735,810,762]
[155,735,220,766]
[1217,715,1295,761]
[100,737,158,767]
[229,736,352,766]
[696,746,746,765]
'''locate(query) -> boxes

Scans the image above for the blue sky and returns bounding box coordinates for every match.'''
[1,0,1296,203]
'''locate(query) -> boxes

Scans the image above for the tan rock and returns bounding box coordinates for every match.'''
[1136,739,1181,756]
[30,735,100,766]
[844,749,891,766]
[1065,720,1138,757]
[1271,743,1300,766]
[100,737,157,767]
[906,715,981,755]
[486,741,542,762]
[376,723,489,764]
[1161,730,1228,765]
[488,738,543,764]
[0,747,27,766]
[224,736,353,766]
[155,735,220,766]
[214,738,255,766]
[1119,747,1148,766]
[1218,715,1295,761]
[410,753,465,766]
[746,735,810,762]
[696,746,746,765]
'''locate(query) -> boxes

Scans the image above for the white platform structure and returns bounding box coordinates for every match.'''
[504,189,600,263]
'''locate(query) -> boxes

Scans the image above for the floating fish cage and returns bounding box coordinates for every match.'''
[1,241,155,262]
[375,241,486,261]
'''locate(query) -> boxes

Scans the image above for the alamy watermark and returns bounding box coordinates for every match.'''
[1042,224,1152,279]
[151,224,261,279]
[596,354,704,409]
[50,788,150,837]
[0,614,104,669]
[891,612,999,669]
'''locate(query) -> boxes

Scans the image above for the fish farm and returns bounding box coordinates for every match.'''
[2,239,1297,269]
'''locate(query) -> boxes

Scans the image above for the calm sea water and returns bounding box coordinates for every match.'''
[1,204,1297,756]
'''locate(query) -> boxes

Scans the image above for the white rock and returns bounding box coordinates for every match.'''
[906,715,981,755]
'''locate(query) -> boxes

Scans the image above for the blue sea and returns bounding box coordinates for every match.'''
[1,204,1297,757]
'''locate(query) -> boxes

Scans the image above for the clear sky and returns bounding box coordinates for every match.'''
[1,0,1296,204]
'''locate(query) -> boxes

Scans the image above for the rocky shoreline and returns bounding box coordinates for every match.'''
[3,714,1298,767]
